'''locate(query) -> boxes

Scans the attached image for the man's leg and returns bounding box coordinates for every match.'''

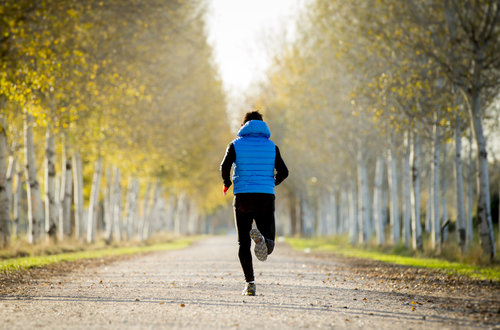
[254,210,276,255]
[234,208,255,282]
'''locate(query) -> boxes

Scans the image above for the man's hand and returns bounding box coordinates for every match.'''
[223,185,228,196]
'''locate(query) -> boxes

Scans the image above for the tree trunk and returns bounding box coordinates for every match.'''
[44,126,57,241]
[125,178,138,239]
[12,160,22,239]
[6,155,15,224]
[55,174,61,235]
[87,158,103,243]
[340,188,348,235]
[455,115,466,252]
[166,195,175,231]
[0,118,11,247]
[387,146,400,244]
[128,179,140,238]
[24,114,43,244]
[348,181,358,245]
[431,108,441,251]
[5,156,16,241]
[300,194,307,236]
[113,168,122,242]
[104,167,113,244]
[187,199,198,235]
[72,151,84,240]
[143,182,160,240]
[330,191,338,236]
[138,182,151,238]
[441,143,449,243]
[373,155,385,245]
[468,92,495,261]
[174,191,186,236]
[124,178,134,239]
[410,130,422,250]
[425,174,432,234]
[59,134,72,240]
[402,131,411,247]
[357,146,369,244]
[467,131,474,245]
[289,193,297,236]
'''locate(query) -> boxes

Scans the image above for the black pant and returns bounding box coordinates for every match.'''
[234,193,276,283]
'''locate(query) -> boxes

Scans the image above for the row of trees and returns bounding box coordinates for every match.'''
[0,0,231,247]
[249,0,500,261]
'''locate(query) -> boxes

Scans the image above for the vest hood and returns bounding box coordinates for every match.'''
[237,120,271,138]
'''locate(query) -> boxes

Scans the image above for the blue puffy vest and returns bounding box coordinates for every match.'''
[232,120,276,195]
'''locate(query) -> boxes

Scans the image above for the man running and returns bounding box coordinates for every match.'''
[220,110,289,296]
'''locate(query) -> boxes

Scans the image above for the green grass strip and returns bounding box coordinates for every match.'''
[0,238,195,272]
[286,238,500,281]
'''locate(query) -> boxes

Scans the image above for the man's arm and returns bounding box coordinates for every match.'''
[275,146,289,186]
[220,142,236,188]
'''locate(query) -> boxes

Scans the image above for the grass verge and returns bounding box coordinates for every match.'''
[0,236,197,272]
[285,237,500,281]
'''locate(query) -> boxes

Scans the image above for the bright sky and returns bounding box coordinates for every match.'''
[206,0,304,95]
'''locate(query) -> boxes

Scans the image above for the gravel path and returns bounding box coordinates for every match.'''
[1,236,499,329]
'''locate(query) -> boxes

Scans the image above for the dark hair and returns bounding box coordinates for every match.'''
[242,110,263,124]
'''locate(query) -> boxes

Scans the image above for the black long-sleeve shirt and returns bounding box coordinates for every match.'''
[220,143,289,190]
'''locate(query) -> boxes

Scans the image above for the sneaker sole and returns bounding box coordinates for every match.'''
[250,229,268,261]
[242,290,256,296]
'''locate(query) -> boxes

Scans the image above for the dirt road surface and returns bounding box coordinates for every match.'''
[1,236,499,329]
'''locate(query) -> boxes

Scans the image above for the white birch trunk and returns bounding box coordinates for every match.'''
[12,160,22,239]
[72,151,84,240]
[44,126,57,240]
[441,143,448,243]
[187,200,198,235]
[113,168,122,242]
[143,181,160,240]
[455,115,466,251]
[387,146,400,244]
[340,189,348,235]
[467,131,474,245]
[431,108,441,251]
[59,134,72,240]
[5,156,16,242]
[300,194,309,237]
[0,118,10,246]
[24,114,44,244]
[104,167,113,243]
[6,156,15,223]
[124,178,134,239]
[469,94,495,260]
[87,158,103,243]
[127,179,140,238]
[410,130,422,250]
[348,182,357,245]
[166,195,174,231]
[402,131,411,247]
[426,175,432,233]
[330,192,338,236]
[373,155,385,245]
[138,182,151,237]
[357,147,369,244]
[55,174,61,234]
[159,195,168,232]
